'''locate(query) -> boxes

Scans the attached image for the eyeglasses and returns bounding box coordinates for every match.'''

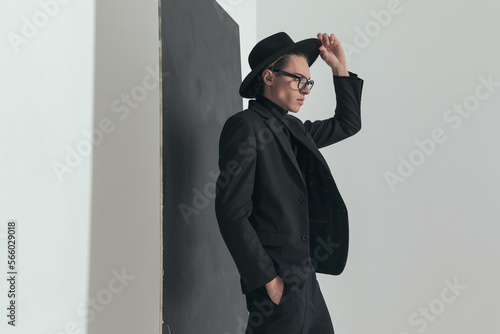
[273,70,314,91]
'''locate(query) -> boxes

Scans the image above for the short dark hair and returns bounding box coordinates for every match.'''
[252,51,308,97]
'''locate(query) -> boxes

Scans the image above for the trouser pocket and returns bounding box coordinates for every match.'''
[271,281,289,306]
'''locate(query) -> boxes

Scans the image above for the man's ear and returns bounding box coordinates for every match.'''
[262,69,273,86]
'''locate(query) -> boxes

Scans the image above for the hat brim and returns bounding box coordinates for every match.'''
[239,38,323,99]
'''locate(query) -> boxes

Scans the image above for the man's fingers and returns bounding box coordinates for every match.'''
[317,32,326,45]
[318,32,329,45]
[318,32,340,47]
[322,33,330,44]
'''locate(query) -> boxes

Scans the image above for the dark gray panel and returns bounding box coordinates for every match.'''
[161,0,246,333]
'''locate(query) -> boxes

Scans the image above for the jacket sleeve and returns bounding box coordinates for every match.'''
[304,71,364,148]
[214,114,278,294]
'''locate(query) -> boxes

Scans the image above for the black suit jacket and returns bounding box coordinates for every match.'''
[215,71,364,294]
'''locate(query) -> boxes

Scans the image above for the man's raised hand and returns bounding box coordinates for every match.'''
[317,32,349,76]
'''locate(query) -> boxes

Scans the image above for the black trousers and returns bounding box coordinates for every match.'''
[244,261,335,334]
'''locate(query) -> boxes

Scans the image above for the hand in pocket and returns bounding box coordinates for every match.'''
[265,275,286,305]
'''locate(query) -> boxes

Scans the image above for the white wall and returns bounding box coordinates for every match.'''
[257,1,500,333]
[216,0,257,109]
[1,1,94,333]
[0,1,161,333]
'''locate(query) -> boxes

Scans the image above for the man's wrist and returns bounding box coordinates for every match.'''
[265,276,277,288]
[331,65,349,76]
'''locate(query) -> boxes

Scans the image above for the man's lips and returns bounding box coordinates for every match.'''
[297,98,305,105]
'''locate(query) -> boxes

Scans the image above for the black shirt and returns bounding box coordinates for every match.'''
[255,94,288,122]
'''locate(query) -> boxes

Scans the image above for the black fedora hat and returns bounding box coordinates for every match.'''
[239,32,322,98]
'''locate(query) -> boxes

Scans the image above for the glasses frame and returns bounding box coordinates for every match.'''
[272,70,314,91]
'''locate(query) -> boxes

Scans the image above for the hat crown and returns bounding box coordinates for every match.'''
[248,32,294,70]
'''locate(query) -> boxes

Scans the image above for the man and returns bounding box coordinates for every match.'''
[215,32,363,334]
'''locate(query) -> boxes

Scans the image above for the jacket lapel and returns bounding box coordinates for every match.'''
[283,118,331,172]
[250,102,305,187]
[249,101,332,187]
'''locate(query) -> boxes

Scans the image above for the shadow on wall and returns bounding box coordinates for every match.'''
[88,0,161,333]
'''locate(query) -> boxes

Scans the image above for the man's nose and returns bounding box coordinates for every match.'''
[300,85,310,95]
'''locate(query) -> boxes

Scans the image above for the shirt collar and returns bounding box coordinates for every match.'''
[255,94,288,122]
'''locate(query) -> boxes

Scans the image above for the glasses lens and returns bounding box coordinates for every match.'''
[308,80,314,90]
[298,78,313,90]
[298,78,307,90]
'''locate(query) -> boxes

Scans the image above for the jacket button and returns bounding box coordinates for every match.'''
[301,235,309,241]
[299,197,307,203]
